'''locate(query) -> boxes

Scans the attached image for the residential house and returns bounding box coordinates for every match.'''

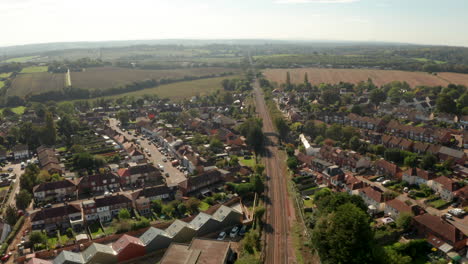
[33,179,76,202]
[53,251,85,264]
[343,175,366,195]
[299,134,318,156]
[160,238,235,264]
[431,176,459,201]
[117,164,162,187]
[359,186,385,212]
[321,165,345,190]
[165,219,198,243]
[437,146,466,165]
[82,194,133,222]
[402,168,437,186]
[385,199,413,220]
[129,149,145,163]
[82,243,118,264]
[12,144,29,160]
[112,234,146,262]
[374,159,401,180]
[178,169,223,195]
[31,203,83,232]
[413,214,466,251]
[413,142,430,154]
[77,172,121,195]
[37,146,63,175]
[132,185,172,215]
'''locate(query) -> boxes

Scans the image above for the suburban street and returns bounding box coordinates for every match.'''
[253,79,296,263]
[5,162,22,208]
[108,118,187,187]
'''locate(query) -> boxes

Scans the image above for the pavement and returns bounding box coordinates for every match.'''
[108,118,187,186]
[4,162,22,208]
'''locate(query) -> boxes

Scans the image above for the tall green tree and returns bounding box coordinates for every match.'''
[42,111,57,145]
[312,203,375,264]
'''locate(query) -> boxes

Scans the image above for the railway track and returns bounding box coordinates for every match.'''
[253,80,296,264]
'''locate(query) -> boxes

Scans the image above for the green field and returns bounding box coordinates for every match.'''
[0,106,26,115]
[9,72,64,97]
[106,75,237,101]
[0,72,11,78]
[20,66,48,73]
[0,81,4,89]
[3,55,39,63]
[414,58,446,64]
[239,157,256,168]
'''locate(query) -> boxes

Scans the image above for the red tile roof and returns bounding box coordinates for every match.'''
[386,199,412,214]
[414,214,465,244]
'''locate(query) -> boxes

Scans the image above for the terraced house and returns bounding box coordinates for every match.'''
[33,179,77,202]
[82,194,133,222]
[31,203,83,233]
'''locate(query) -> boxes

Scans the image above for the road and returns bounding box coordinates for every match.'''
[5,162,22,208]
[253,80,296,263]
[108,118,187,186]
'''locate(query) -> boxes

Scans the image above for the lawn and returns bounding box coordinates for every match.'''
[20,66,48,73]
[239,156,256,168]
[3,56,39,63]
[0,72,11,78]
[47,235,59,249]
[106,76,237,101]
[89,222,105,239]
[58,233,73,245]
[0,106,26,115]
[303,199,313,208]
[198,201,210,211]
[428,199,450,209]
[104,223,118,235]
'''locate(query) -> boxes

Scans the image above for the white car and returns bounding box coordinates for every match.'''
[217,231,227,240]
[229,226,239,238]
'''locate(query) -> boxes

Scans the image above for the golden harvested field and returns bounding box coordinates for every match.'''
[70,66,237,90]
[437,72,468,87]
[9,72,65,97]
[106,75,236,101]
[263,68,468,87]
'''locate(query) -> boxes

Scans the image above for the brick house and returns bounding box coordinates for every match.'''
[117,164,162,187]
[77,172,121,195]
[384,199,413,220]
[33,179,77,202]
[82,194,133,222]
[437,146,466,165]
[374,159,401,180]
[413,214,466,251]
[31,203,83,232]
[359,186,385,212]
[402,168,436,186]
[431,176,459,201]
[178,169,223,195]
[132,185,172,215]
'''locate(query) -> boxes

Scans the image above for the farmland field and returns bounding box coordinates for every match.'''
[3,55,40,63]
[70,66,238,90]
[0,106,26,115]
[0,81,4,89]
[9,72,65,97]
[263,68,468,87]
[20,66,48,73]
[106,75,236,101]
[0,72,11,78]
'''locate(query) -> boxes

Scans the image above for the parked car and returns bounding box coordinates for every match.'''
[239,225,248,236]
[162,158,167,162]
[165,173,169,177]
[217,231,226,240]
[1,252,11,262]
[302,196,310,200]
[382,180,391,186]
[7,168,13,172]
[444,213,454,220]
[376,177,384,182]
[230,226,239,238]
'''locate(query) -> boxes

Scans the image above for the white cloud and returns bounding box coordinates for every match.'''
[275,0,359,3]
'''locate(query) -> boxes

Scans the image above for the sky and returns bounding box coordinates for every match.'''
[1,0,468,47]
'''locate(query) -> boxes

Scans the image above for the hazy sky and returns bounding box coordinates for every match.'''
[2,0,468,47]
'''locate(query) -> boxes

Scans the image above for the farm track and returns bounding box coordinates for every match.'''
[253,80,296,264]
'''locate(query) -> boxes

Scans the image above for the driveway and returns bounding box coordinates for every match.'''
[108,119,187,187]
